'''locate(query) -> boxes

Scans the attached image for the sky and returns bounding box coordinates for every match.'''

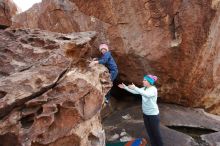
[13,0,42,12]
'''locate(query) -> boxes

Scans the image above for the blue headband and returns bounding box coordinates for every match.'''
[144,75,155,85]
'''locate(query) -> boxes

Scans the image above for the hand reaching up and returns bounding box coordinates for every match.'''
[128,83,136,89]
[118,83,126,89]
[92,58,98,61]
[89,61,95,67]
[89,60,98,67]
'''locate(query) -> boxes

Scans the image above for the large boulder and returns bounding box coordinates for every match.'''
[11,0,220,115]
[0,0,18,28]
[11,0,107,36]
[0,28,111,146]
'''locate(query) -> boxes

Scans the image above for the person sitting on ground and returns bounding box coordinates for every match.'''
[89,44,118,104]
[118,74,163,146]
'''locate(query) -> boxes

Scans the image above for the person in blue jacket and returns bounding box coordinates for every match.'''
[89,44,118,104]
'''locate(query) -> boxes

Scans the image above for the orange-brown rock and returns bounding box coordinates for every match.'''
[11,0,220,115]
[0,0,18,28]
[11,0,107,35]
[0,28,111,146]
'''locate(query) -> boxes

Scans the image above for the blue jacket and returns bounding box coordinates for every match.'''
[98,51,118,72]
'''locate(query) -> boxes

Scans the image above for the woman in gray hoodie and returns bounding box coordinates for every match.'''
[118,74,163,146]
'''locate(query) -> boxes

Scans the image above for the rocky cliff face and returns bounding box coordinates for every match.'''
[0,28,111,146]
[11,0,220,115]
[0,0,17,28]
[191,5,220,115]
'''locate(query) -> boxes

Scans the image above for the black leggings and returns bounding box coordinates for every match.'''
[143,114,163,146]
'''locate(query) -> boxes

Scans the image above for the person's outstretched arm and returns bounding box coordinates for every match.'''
[126,83,156,98]
[89,53,109,67]
[133,86,155,98]
[118,83,139,94]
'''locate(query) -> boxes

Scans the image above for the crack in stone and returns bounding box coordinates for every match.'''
[167,126,217,146]
[0,68,69,119]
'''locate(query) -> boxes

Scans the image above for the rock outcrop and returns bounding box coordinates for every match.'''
[0,0,18,28]
[11,0,220,115]
[0,28,111,146]
[11,0,108,37]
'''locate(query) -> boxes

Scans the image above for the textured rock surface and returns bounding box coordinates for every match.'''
[159,104,220,131]
[0,28,111,146]
[0,0,17,28]
[11,0,220,114]
[201,131,220,146]
[197,5,220,115]
[11,0,108,38]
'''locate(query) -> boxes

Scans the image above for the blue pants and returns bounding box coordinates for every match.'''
[143,114,163,146]
[105,70,118,100]
[110,70,118,81]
